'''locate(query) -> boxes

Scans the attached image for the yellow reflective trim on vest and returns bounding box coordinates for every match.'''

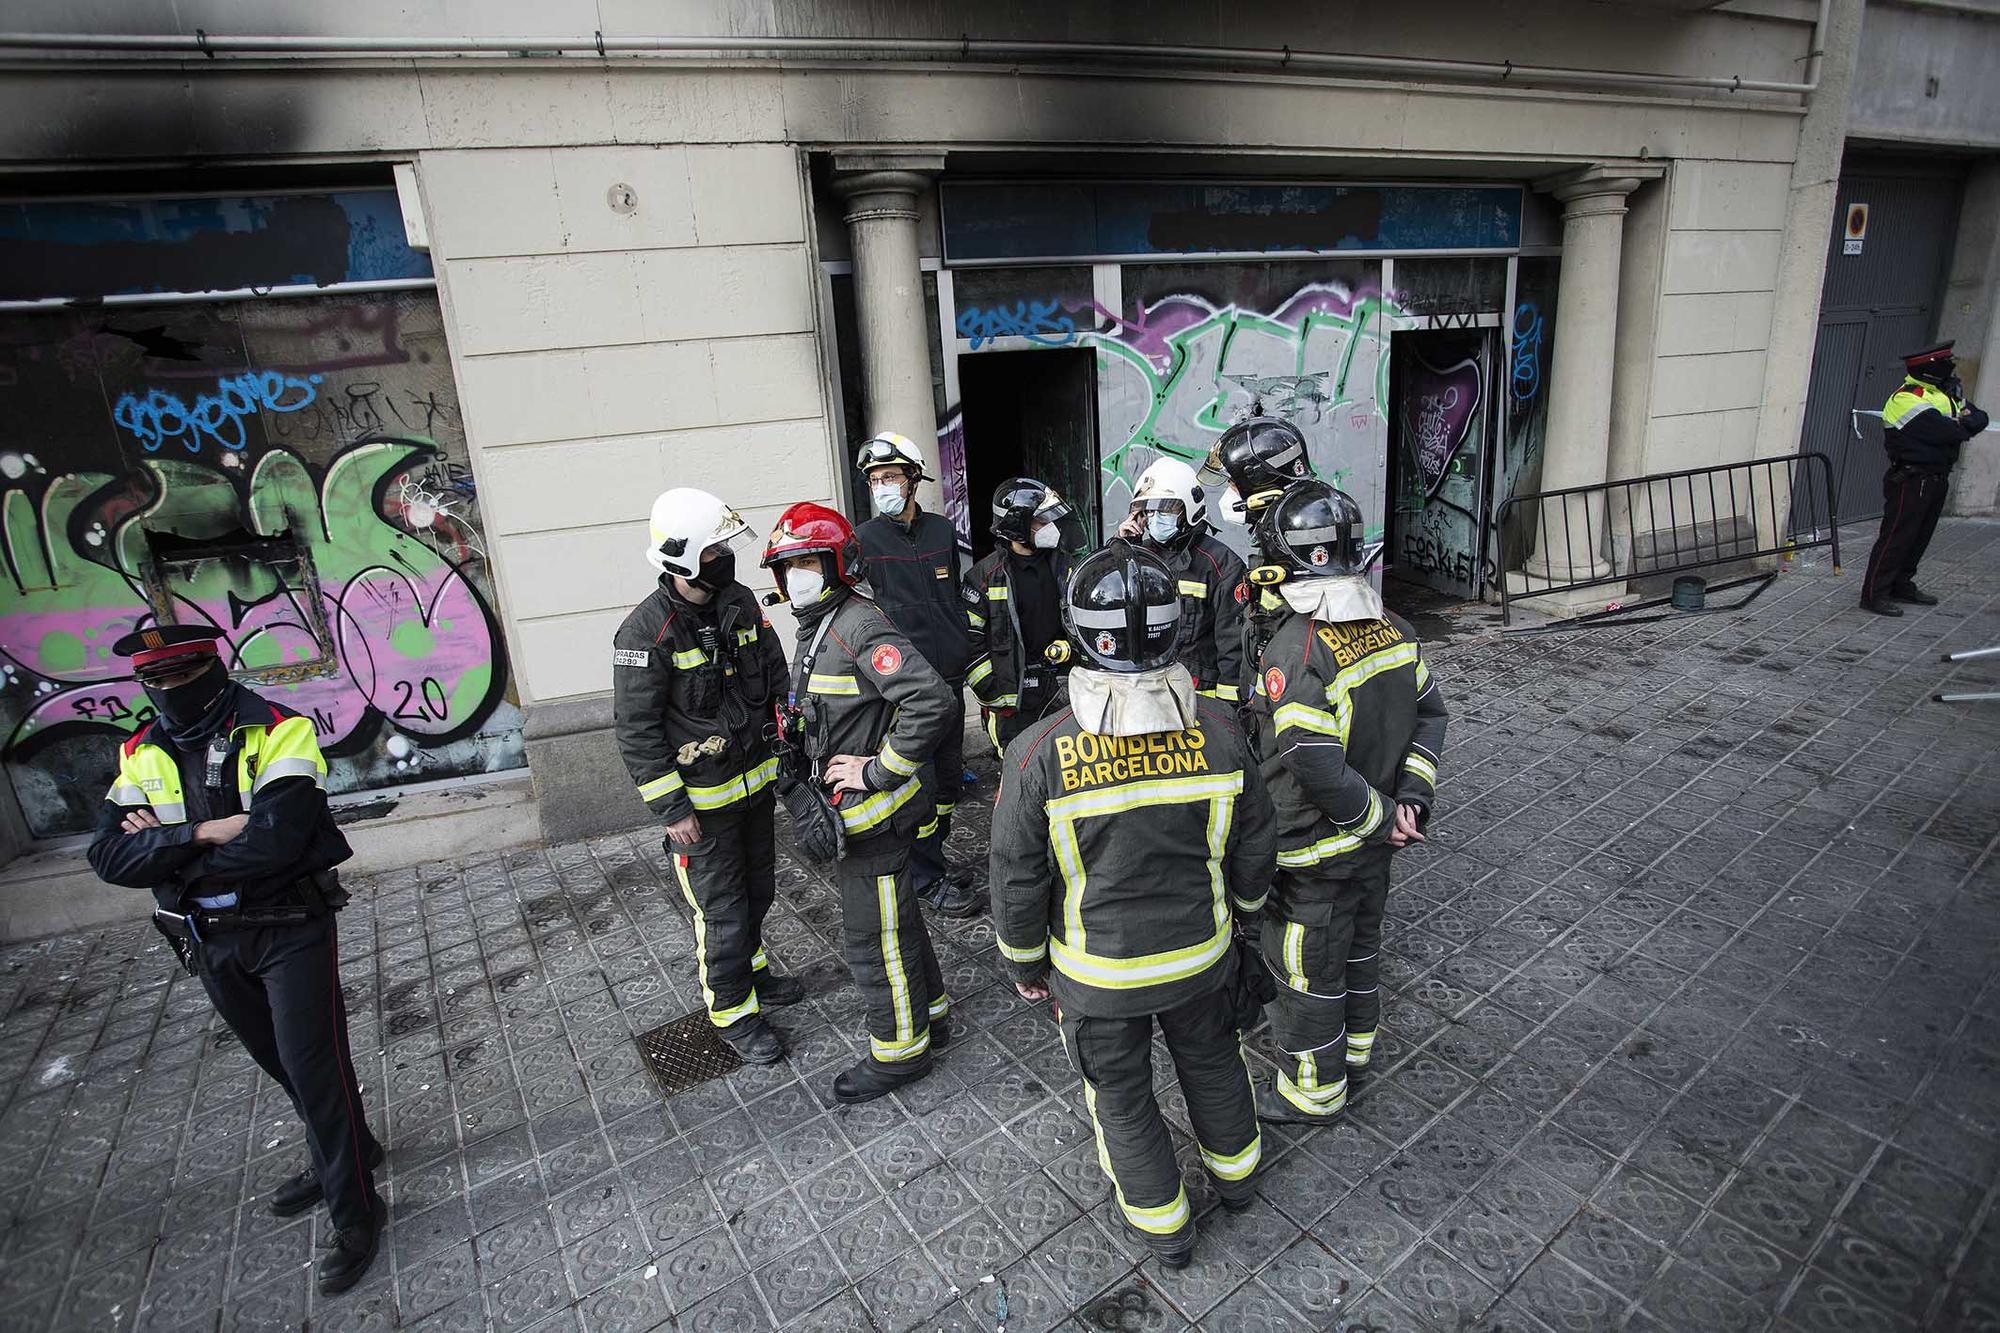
[1045,771,1245,822]
[1049,920,1232,990]
[808,673,860,696]
[734,626,758,647]
[1277,789,1385,867]
[966,658,994,687]
[878,742,920,779]
[685,757,780,810]
[1326,642,1421,743]
[639,771,686,802]
[836,773,924,832]
[1274,701,1340,737]
[1404,753,1438,787]
[672,646,709,670]
[107,781,148,806]
[1203,682,1242,703]
[967,611,988,630]
[1177,579,1208,599]
[1883,382,1953,428]
[986,585,1009,600]
[254,756,322,792]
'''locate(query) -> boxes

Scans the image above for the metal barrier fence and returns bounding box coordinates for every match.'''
[1496,451,1842,625]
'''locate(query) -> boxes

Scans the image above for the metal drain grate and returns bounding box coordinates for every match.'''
[635,1010,742,1096]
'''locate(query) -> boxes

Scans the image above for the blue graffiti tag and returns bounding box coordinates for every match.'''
[955,299,1077,350]
[1511,304,1543,404]
[112,370,322,454]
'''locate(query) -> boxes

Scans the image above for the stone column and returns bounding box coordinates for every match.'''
[831,151,945,513]
[1513,165,1663,600]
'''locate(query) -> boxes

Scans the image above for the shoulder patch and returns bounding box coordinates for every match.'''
[870,644,903,676]
[1264,666,1287,700]
[613,648,650,668]
[1234,581,1249,605]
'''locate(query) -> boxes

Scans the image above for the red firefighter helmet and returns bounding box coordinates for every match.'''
[761,501,863,586]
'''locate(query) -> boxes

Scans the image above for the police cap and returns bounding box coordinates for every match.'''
[111,625,223,681]
[1902,342,1955,370]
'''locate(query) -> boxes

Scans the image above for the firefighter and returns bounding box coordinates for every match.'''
[1246,481,1447,1122]
[990,541,1276,1268]
[1117,456,1249,703]
[965,478,1077,755]
[1196,415,1320,700]
[613,488,798,1064]
[851,432,982,918]
[1860,341,1989,616]
[87,626,384,1296]
[763,502,956,1102]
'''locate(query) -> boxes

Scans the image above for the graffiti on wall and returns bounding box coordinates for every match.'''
[1394,341,1491,598]
[0,293,521,837]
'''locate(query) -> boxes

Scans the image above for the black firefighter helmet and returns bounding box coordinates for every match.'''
[1253,479,1366,578]
[1062,539,1184,673]
[991,477,1072,545]
[1196,416,1313,511]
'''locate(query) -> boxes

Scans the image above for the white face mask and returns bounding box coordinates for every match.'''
[785,567,826,605]
[1145,512,1181,544]
[1218,486,1249,525]
[870,484,908,517]
[1031,522,1061,550]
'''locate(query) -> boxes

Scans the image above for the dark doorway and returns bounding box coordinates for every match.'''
[1802,154,1964,524]
[1388,329,1495,599]
[958,348,1100,560]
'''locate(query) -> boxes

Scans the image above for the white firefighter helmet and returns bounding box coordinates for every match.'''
[1131,456,1208,529]
[854,432,933,481]
[646,487,748,578]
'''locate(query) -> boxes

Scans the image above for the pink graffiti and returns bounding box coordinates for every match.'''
[1090,285,1377,368]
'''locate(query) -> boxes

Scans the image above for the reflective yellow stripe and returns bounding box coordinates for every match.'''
[672,646,708,669]
[676,854,759,1027]
[876,874,916,1053]
[1404,754,1438,787]
[878,742,920,779]
[256,716,328,794]
[1326,643,1421,743]
[1233,891,1268,913]
[966,658,994,687]
[107,781,147,805]
[997,935,1048,964]
[1211,682,1241,702]
[1274,702,1339,736]
[751,948,769,970]
[986,586,1009,601]
[1201,1133,1262,1181]
[1050,922,1231,990]
[1276,789,1385,866]
[1283,921,1309,993]
[639,771,685,802]
[735,626,758,646]
[1277,1067,1347,1115]
[685,757,780,810]
[808,673,860,696]
[1045,772,1245,822]
[967,612,988,630]
[986,694,1019,709]
[837,773,924,833]
[254,756,322,792]
[1884,386,1942,428]
[1176,579,1208,599]
[929,994,951,1020]
[1415,659,1431,689]
[1081,1077,1191,1235]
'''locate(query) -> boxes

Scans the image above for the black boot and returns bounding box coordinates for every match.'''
[270,1139,386,1218]
[1861,598,1904,617]
[720,1017,784,1065]
[917,872,986,919]
[1255,1081,1344,1126]
[832,1053,933,1104]
[1890,583,1939,606]
[316,1200,384,1295]
[755,972,807,1007]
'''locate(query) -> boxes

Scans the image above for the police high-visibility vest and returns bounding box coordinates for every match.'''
[106,710,328,823]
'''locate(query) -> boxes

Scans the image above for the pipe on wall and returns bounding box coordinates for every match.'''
[0,20,1829,100]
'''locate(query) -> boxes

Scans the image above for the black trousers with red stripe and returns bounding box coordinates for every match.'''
[198,915,382,1232]
[1861,466,1950,603]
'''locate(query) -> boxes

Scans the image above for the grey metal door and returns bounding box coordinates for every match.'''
[1803,157,1963,523]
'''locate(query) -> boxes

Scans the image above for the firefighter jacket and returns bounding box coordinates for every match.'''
[855,508,973,683]
[87,689,352,913]
[964,547,1074,713]
[792,591,956,843]
[1882,376,1989,474]
[613,577,788,825]
[1251,608,1447,878]
[1150,526,1249,702]
[989,698,1277,1019]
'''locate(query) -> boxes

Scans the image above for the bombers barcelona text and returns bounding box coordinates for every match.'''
[1053,728,1209,792]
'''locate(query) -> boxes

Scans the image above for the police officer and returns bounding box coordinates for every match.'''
[1117,457,1249,703]
[763,502,956,1102]
[1860,341,1989,616]
[990,541,1275,1268]
[851,433,981,918]
[614,488,798,1063]
[966,478,1076,754]
[87,626,384,1295]
[1246,482,1448,1122]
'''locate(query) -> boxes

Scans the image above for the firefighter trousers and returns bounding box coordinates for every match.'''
[1260,857,1391,1118]
[1058,987,1262,1255]
[909,685,965,890]
[835,832,949,1065]
[669,794,779,1030]
[198,915,383,1233]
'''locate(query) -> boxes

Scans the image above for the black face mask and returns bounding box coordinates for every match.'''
[145,660,232,734]
[692,550,736,594]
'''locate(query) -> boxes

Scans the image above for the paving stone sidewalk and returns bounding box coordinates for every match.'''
[2,520,1997,1333]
